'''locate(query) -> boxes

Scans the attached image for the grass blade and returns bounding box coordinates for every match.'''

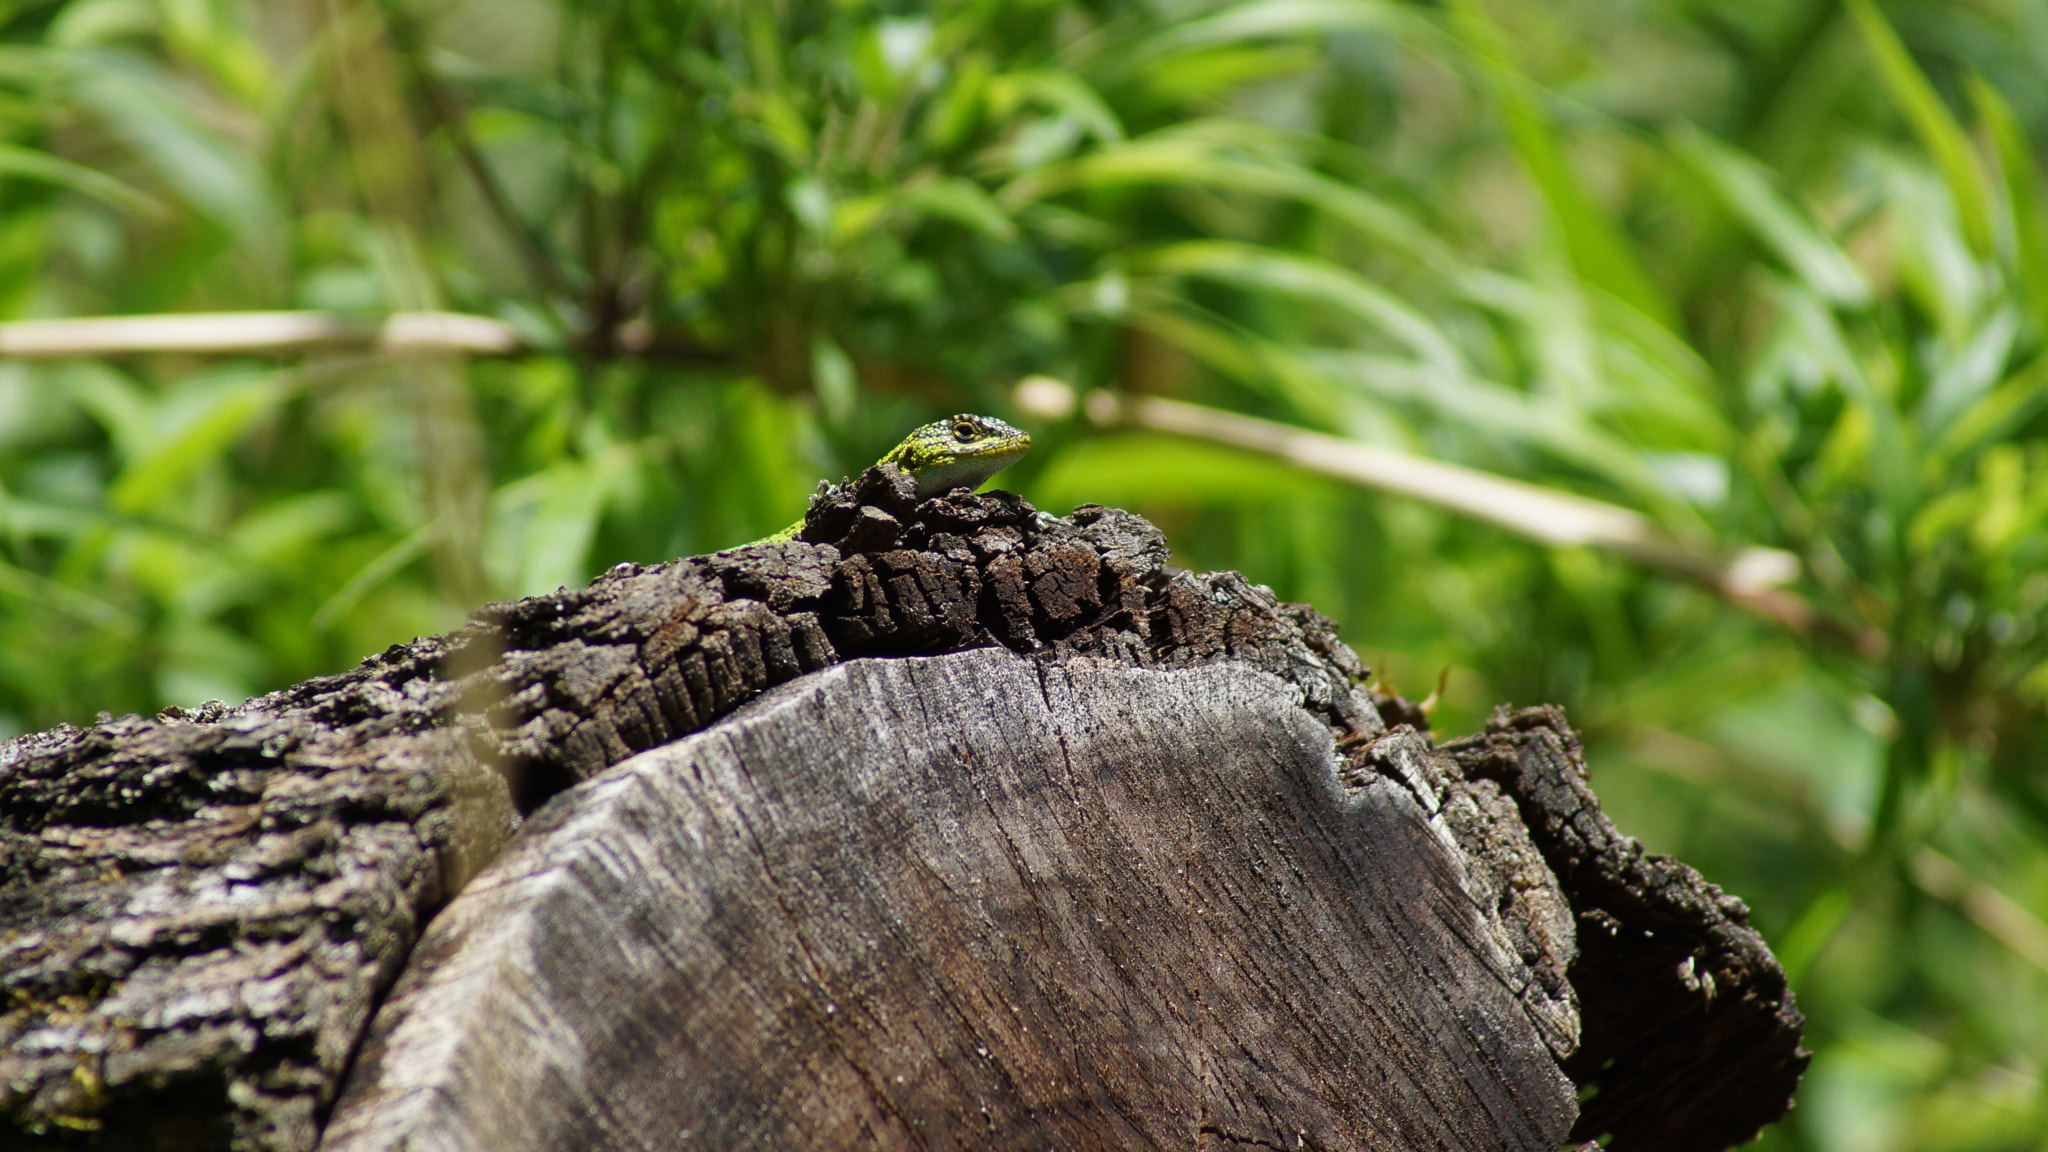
[998,127,1448,267]
[1445,0,1675,331]
[1130,0,1413,59]
[1845,0,1993,258]
[0,143,166,217]
[108,371,293,514]
[1968,73,2048,333]
[1140,240,1464,373]
[1781,286,1918,528]
[1670,123,1871,309]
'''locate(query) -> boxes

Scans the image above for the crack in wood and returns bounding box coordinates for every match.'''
[0,464,1802,1150]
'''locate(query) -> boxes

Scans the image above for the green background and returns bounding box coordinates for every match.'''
[3,0,2047,1146]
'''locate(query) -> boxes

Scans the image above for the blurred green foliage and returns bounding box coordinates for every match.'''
[2,0,2047,1145]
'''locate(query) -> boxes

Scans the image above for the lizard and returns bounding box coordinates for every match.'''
[756,413,1031,543]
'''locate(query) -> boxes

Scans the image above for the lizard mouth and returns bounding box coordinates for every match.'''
[911,438,1030,499]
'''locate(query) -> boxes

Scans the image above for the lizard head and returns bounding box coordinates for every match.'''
[883,413,1032,499]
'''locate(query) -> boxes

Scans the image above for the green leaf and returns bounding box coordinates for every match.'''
[0,142,165,217]
[1125,303,1345,427]
[830,192,891,245]
[1932,350,2048,469]
[1445,0,1676,331]
[1845,0,1993,258]
[1918,306,2017,439]
[1028,432,1340,512]
[0,552,135,631]
[59,361,154,463]
[1131,0,1412,58]
[1139,240,1463,372]
[227,492,354,564]
[1968,74,2048,334]
[517,460,607,596]
[108,370,291,514]
[1781,286,1918,525]
[1907,486,1978,554]
[902,176,1017,240]
[1878,159,1986,339]
[1966,443,2027,555]
[310,523,435,635]
[1670,124,1870,309]
[47,0,162,48]
[990,71,1125,144]
[923,53,989,152]
[72,54,275,238]
[999,126,1448,267]
[1458,265,1724,448]
[747,90,813,166]
[810,336,857,423]
[1133,45,1318,105]
[1778,886,1855,983]
[1125,293,1676,509]
[1300,347,1683,510]
[0,493,113,541]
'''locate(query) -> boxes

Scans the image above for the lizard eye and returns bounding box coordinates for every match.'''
[951,420,977,441]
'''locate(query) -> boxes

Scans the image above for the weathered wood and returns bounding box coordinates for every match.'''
[0,461,1807,1150]
[323,650,1578,1151]
[1445,710,1809,1152]
[0,469,1382,1148]
[0,709,516,1152]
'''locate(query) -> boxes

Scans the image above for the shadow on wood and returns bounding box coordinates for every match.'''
[324,651,1577,1151]
[0,466,1804,1150]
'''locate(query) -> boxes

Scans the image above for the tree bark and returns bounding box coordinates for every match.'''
[0,465,1806,1150]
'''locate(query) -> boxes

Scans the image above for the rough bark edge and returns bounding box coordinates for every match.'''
[1354,728,1580,1059]
[1443,706,1810,1152]
[0,467,1389,1149]
[0,458,1805,1151]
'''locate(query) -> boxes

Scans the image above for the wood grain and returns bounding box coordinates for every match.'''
[0,461,1805,1150]
[0,472,1381,1148]
[323,651,1578,1152]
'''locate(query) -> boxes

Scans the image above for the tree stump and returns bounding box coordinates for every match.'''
[323,651,1578,1151]
[0,465,1806,1151]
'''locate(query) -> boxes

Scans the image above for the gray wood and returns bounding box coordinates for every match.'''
[1,462,1807,1150]
[1,471,1384,1149]
[322,649,1578,1152]
[0,710,517,1152]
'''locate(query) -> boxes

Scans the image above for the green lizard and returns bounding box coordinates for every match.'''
[759,413,1031,543]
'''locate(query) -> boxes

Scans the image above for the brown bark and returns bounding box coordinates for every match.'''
[0,464,1806,1150]
[1445,712,1810,1152]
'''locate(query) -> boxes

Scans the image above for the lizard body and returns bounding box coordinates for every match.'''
[758,413,1031,543]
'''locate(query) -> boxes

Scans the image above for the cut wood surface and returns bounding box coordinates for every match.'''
[323,650,1578,1152]
[0,463,1808,1150]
